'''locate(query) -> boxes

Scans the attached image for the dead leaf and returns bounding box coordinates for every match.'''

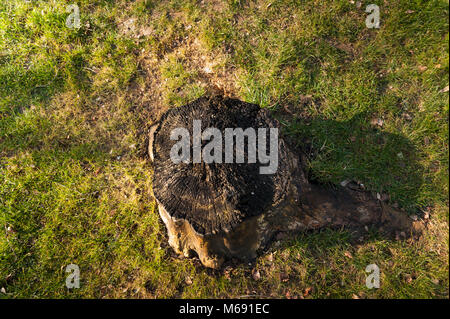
[440,85,449,93]
[423,207,431,219]
[223,267,232,281]
[299,94,313,105]
[402,113,412,121]
[303,287,313,297]
[370,118,383,127]
[344,251,353,259]
[252,268,261,281]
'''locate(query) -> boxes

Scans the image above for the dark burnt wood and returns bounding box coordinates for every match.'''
[152,96,292,235]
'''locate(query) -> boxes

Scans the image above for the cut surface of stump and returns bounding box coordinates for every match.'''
[150,95,425,269]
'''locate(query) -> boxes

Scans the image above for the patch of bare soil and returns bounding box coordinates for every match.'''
[126,31,240,156]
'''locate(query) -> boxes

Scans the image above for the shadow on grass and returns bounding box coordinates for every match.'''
[281,111,425,213]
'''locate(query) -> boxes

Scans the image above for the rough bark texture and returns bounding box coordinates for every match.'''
[150,96,425,269]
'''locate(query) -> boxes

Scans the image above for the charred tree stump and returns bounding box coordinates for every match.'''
[149,96,425,269]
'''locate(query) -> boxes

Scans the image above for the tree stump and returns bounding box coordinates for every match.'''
[149,95,425,269]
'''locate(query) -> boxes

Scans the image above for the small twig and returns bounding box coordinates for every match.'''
[83,66,98,73]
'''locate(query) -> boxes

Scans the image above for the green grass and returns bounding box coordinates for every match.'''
[0,0,448,298]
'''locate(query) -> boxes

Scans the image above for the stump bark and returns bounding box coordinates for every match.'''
[149,95,425,269]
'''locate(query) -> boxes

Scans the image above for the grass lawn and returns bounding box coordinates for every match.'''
[0,0,448,298]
